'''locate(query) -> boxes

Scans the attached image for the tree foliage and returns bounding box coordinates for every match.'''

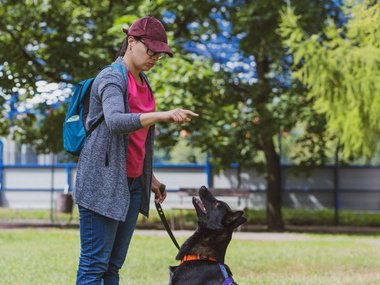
[150,0,342,229]
[279,0,380,158]
[0,0,348,230]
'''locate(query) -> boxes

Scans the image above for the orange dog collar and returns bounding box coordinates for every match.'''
[180,254,217,264]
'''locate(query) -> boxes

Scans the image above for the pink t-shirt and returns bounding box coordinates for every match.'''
[126,72,155,177]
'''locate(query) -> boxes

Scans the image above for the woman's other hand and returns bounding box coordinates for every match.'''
[152,174,167,204]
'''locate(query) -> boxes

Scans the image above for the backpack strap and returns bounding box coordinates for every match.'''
[86,63,126,136]
[87,111,104,135]
[77,78,94,116]
[111,63,126,80]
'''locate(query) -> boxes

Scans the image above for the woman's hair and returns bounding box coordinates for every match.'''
[115,37,128,59]
[114,36,142,59]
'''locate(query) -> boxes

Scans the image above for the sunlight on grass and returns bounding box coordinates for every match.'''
[0,229,380,284]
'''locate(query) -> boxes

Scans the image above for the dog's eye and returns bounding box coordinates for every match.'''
[215,202,221,208]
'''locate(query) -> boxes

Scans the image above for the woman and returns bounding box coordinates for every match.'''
[74,16,198,285]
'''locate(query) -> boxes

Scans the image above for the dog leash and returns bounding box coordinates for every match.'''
[155,184,180,250]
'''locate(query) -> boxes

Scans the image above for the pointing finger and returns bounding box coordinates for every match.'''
[181,109,199,117]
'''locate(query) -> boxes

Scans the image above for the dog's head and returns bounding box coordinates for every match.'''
[192,185,247,231]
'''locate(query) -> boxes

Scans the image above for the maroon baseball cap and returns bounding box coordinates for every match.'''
[123,16,173,57]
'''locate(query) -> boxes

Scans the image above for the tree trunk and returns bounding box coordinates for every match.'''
[255,56,284,230]
[262,137,284,231]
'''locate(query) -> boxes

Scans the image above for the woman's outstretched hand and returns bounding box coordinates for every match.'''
[140,108,198,128]
[163,108,199,124]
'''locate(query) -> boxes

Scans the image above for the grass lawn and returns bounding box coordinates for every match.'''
[0,229,379,284]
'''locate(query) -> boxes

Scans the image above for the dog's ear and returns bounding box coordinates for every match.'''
[223,210,247,229]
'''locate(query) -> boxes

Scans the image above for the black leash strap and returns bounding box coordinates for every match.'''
[155,202,180,250]
[155,184,180,250]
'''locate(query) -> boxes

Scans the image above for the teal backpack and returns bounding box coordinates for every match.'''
[63,64,125,155]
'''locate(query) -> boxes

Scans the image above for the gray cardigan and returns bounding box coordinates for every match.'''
[74,57,154,221]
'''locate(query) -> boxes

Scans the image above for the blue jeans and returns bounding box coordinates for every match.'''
[76,177,142,285]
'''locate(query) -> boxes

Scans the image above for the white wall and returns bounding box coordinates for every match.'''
[1,165,380,211]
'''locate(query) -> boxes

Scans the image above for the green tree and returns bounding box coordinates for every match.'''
[279,0,380,158]
[0,0,341,230]
[0,0,215,153]
[151,1,340,230]
[0,0,140,151]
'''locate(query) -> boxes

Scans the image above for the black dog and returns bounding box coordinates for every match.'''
[169,186,247,285]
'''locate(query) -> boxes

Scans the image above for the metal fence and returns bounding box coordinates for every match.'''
[1,162,379,213]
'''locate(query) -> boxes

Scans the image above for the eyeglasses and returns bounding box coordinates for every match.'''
[138,39,166,60]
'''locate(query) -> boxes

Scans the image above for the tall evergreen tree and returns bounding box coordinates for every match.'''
[279,0,380,158]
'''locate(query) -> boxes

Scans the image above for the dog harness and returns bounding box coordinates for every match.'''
[218,263,235,285]
[180,255,236,285]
